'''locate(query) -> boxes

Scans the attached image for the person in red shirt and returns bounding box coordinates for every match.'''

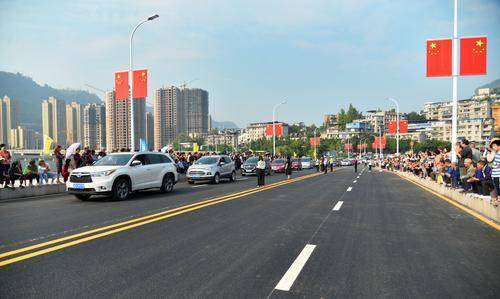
[0,144,12,187]
[62,159,72,183]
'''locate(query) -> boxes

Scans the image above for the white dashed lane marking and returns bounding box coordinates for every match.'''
[347,187,353,192]
[275,244,316,291]
[332,201,344,211]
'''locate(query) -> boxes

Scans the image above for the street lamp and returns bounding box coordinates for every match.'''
[129,14,159,151]
[387,97,400,156]
[272,101,286,157]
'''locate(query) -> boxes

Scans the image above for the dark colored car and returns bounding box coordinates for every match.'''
[271,159,286,173]
[241,157,271,176]
[291,158,302,171]
[331,160,340,167]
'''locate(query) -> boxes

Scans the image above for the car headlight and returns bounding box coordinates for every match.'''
[91,169,116,177]
[206,172,212,175]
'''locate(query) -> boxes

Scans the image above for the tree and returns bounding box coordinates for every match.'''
[406,111,427,122]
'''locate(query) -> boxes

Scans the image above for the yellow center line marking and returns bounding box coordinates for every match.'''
[0,171,332,267]
[395,172,500,231]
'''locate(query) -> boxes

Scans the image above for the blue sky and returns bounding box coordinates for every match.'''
[1,0,499,127]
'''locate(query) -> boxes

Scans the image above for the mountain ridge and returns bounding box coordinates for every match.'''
[0,71,101,131]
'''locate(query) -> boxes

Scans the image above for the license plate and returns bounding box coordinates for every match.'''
[245,170,252,173]
[191,174,200,178]
[73,183,85,189]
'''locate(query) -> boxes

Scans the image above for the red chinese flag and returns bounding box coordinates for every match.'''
[266,124,283,137]
[388,121,397,134]
[310,137,320,146]
[275,124,283,137]
[460,37,487,76]
[426,39,452,77]
[114,71,129,100]
[133,69,148,98]
[399,120,408,133]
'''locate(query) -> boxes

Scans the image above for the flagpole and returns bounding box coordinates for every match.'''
[451,0,459,163]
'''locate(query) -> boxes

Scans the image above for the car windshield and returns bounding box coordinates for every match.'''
[93,154,134,166]
[273,159,284,163]
[246,157,259,163]
[302,158,310,162]
[195,157,219,165]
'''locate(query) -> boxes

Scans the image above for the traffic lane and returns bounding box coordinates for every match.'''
[0,169,319,250]
[0,169,355,298]
[283,169,500,298]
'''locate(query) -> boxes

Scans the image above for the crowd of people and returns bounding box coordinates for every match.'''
[380,138,500,207]
[0,144,107,189]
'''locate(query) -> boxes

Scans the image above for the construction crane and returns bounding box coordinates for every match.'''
[84,84,107,102]
[178,78,198,90]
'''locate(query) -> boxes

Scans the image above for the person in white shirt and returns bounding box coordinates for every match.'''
[256,156,266,187]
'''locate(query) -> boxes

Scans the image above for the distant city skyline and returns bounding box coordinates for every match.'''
[1,0,499,127]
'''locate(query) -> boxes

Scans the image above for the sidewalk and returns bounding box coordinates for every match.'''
[395,170,500,226]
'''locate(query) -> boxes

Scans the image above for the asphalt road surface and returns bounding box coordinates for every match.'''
[1,167,499,298]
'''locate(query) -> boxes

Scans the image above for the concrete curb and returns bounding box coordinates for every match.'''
[0,174,188,201]
[396,171,500,224]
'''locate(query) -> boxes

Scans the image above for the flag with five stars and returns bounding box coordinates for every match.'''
[133,69,148,98]
[460,36,487,76]
[426,39,452,77]
[114,71,129,100]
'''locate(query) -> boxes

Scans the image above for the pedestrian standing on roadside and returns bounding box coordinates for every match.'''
[315,158,320,172]
[354,157,358,173]
[323,156,328,174]
[62,158,72,183]
[285,156,292,179]
[368,159,373,171]
[53,145,64,183]
[74,148,83,169]
[329,156,334,172]
[0,144,12,187]
[256,155,266,187]
[486,138,500,206]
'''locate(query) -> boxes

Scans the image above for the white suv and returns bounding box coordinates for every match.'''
[67,152,179,201]
[186,155,236,184]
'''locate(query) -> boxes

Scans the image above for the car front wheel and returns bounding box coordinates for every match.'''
[212,173,220,184]
[112,178,130,201]
[229,171,236,182]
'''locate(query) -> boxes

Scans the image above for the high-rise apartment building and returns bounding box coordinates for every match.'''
[153,86,183,150]
[0,96,17,145]
[83,103,106,149]
[183,88,209,136]
[9,126,36,149]
[41,97,66,145]
[66,101,83,145]
[105,91,146,151]
[145,112,154,150]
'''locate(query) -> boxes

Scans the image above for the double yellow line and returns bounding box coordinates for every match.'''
[0,172,324,267]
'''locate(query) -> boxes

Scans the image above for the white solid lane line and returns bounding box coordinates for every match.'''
[353,180,357,183]
[332,201,344,211]
[237,178,249,181]
[275,244,316,291]
[347,186,353,192]
[191,184,208,188]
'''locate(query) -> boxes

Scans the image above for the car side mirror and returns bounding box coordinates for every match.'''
[219,161,225,166]
[131,160,142,167]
